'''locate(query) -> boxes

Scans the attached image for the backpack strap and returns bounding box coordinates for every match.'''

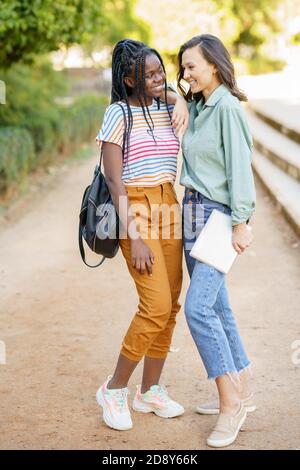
[86,102,125,267]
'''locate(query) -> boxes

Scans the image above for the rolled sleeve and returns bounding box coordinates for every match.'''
[221,105,256,225]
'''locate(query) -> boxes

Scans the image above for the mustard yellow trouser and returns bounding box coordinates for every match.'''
[119,183,183,362]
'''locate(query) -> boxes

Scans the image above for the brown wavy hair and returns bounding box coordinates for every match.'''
[177,34,247,102]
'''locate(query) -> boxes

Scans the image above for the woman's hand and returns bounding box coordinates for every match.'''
[130,238,155,275]
[172,95,189,137]
[232,223,253,255]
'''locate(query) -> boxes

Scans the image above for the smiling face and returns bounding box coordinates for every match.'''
[181,45,219,96]
[124,53,166,101]
[144,53,166,97]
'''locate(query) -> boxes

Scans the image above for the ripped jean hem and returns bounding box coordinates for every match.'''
[207,361,252,385]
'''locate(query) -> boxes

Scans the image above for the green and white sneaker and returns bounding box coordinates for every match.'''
[96,376,132,431]
[132,384,184,418]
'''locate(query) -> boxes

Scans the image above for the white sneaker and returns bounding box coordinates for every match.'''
[96,376,132,431]
[206,403,247,448]
[196,394,256,415]
[132,385,184,418]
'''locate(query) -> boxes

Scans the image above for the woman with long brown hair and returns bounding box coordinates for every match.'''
[177,34,256,447]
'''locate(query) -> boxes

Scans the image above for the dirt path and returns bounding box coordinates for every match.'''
[0,153,300,450]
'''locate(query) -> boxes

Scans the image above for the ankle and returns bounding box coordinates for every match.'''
[239,390,252,400]
[219,398,241,415]
[238,384,252,400]
[141,383,157,394]
[107,378,127,390]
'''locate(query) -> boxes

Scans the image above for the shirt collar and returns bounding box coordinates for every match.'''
[196,84,229,110]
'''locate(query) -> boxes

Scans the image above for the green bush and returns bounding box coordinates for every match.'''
[0,61,107,188]
[57,94,107,154]
[0,93,106,196]
[0,62,107,157]
[0,127,35,193]
[0,62,68,163]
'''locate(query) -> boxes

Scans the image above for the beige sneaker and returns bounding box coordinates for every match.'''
[196,394,256,415]
[206,403,247,448]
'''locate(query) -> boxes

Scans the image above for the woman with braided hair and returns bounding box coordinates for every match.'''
[95,39,189,431]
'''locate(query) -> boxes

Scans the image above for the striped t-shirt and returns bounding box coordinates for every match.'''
[96,100,180,187]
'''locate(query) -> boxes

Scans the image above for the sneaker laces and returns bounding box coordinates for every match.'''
[117,389,129,413]
[151,385,170,403]
[108,387,129,413]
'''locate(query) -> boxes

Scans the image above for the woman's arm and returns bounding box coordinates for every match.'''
[221,105,256,254]
[159,88,189,136]
[102,141,155,274]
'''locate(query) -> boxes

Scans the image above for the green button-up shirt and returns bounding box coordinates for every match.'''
[180,84,256,225]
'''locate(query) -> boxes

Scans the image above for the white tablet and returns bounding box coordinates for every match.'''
[190,209,240,274]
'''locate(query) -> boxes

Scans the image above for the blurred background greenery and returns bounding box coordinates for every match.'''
[0,0,299,200]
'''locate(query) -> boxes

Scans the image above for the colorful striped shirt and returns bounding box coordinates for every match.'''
[96,100,180,187]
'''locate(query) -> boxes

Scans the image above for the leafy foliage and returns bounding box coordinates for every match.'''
[0,0,149,68]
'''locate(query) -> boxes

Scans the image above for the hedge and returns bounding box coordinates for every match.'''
[0,94,107,195]
[0,126,35,193]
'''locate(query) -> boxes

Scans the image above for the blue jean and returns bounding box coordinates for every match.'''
[183,188,250,380]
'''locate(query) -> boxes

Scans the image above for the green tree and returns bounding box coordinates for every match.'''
[0,0,149,68]
[83,0,149,61]
[214,0,282,53]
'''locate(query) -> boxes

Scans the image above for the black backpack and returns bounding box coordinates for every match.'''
[78,156,120,267]
[79,103,126,268]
